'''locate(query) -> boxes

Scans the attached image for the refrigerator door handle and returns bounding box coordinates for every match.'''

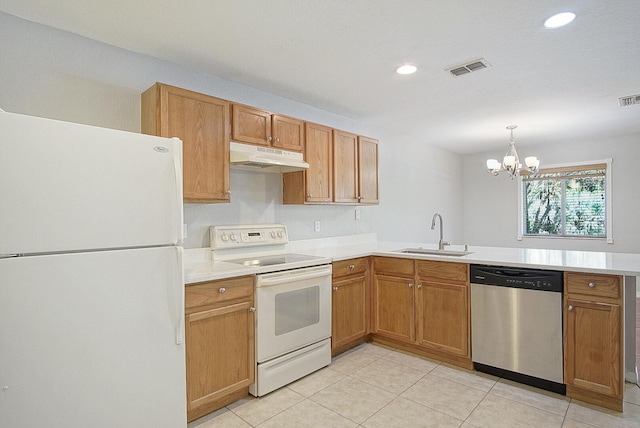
[176,246,185,345]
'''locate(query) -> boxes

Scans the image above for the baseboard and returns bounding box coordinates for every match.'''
[566,385,623,412]
[626,369,638,384]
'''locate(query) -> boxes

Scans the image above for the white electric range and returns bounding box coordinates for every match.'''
[210,224,332,396]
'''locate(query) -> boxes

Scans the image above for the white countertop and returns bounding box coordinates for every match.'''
[184,234,640,284]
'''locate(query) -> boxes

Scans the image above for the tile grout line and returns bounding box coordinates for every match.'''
[485,381,571,428]
[459,382,492,427]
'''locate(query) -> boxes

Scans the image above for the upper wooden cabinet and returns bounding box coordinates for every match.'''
[142,83,230,203]
[283,122,333,204]
[358,136,379,204]
[564,271,623,411]
[231,104,304,152]
[333,130,359,203]
[141,83,379,206]
[333,130,379,204]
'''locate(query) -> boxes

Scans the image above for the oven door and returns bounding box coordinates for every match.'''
[255,264,332,363]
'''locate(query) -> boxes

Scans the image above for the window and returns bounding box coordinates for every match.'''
[518,160,612,242]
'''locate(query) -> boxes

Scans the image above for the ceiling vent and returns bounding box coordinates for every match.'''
[618,94,640,107]
[446,59,491,77]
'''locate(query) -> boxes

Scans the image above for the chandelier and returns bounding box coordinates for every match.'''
[486,125,540,179]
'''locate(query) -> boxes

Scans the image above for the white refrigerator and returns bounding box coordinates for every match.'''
[0,111,187,427]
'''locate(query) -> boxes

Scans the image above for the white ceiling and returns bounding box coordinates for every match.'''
[2,0,639,154]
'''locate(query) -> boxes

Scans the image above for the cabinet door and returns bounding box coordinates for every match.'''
[358,136,379,204]
[333,129,359,203]
[372,274,414,342]
[185,301,255,417]
[231,104,271,146]
[272,114,304,152]
[304,122,333,202]
[564,298,622,399]
[142,83,230,203]
[332,274,368,351]
[416,280,469,357]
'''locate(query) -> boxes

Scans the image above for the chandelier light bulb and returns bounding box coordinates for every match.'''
[487,159,500,170]
[525,156,539,169]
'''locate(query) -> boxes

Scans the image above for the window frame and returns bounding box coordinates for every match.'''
[517,158,613,243]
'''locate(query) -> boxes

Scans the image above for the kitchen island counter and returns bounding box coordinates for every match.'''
[286,234,640,276]
[185,234,640,282]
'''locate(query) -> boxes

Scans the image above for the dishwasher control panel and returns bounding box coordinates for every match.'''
[470,264,563,292]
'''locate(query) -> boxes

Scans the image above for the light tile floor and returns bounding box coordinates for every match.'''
[189,343,640,428]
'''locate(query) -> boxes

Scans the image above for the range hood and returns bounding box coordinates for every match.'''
[229,142,309,173]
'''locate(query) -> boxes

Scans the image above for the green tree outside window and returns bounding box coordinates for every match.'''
[523,164,606,237]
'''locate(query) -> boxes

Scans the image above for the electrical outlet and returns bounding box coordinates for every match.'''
[355,208,361,220]
[314,220,320,232]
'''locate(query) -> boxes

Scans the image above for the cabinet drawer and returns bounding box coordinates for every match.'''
[373,257,414,277]
[565,272,621,300]
[333,257,368,278]
[417,261,468,282]
[185,276,253,310]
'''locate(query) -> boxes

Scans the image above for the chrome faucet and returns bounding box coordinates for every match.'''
[431,213,450,250]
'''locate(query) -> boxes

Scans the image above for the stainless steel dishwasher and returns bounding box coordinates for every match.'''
[470,264,565,394]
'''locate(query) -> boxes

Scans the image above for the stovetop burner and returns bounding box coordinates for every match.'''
[226,253,326,267]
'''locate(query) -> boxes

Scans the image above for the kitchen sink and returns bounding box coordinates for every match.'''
[394,248,473,257]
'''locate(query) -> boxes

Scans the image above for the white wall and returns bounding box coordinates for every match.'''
[462,133,640,253]
[0,12,463,249]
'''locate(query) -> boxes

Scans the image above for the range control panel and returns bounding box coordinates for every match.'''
[210,224,288,250]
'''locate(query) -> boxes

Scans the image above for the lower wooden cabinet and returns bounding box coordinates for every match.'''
[371,257,471,368]
[185,276,255,422]
[415,261,469,358]
[331,258,370,355]
[372,258,415,343]
[564,272,623,411]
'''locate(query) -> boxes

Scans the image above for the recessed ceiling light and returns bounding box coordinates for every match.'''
[544,12,576,29]
[396,64,417,75]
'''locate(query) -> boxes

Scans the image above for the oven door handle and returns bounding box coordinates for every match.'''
[257,267,331,287]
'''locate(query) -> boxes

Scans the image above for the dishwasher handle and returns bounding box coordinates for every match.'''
[493,268,530,277]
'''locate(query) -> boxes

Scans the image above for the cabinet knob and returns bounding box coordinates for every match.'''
[417,283,422,289]
[408,282,414,288]
[568,305,573,311]
[249,307,256,312]
[588,282,596,288]
[225,190,231,195]
[333,286,339,291]
[275,137,280,143]
[307,194,312,198]
[218,287,226,294]
[267,136,272,142]
[349,264,355,270]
